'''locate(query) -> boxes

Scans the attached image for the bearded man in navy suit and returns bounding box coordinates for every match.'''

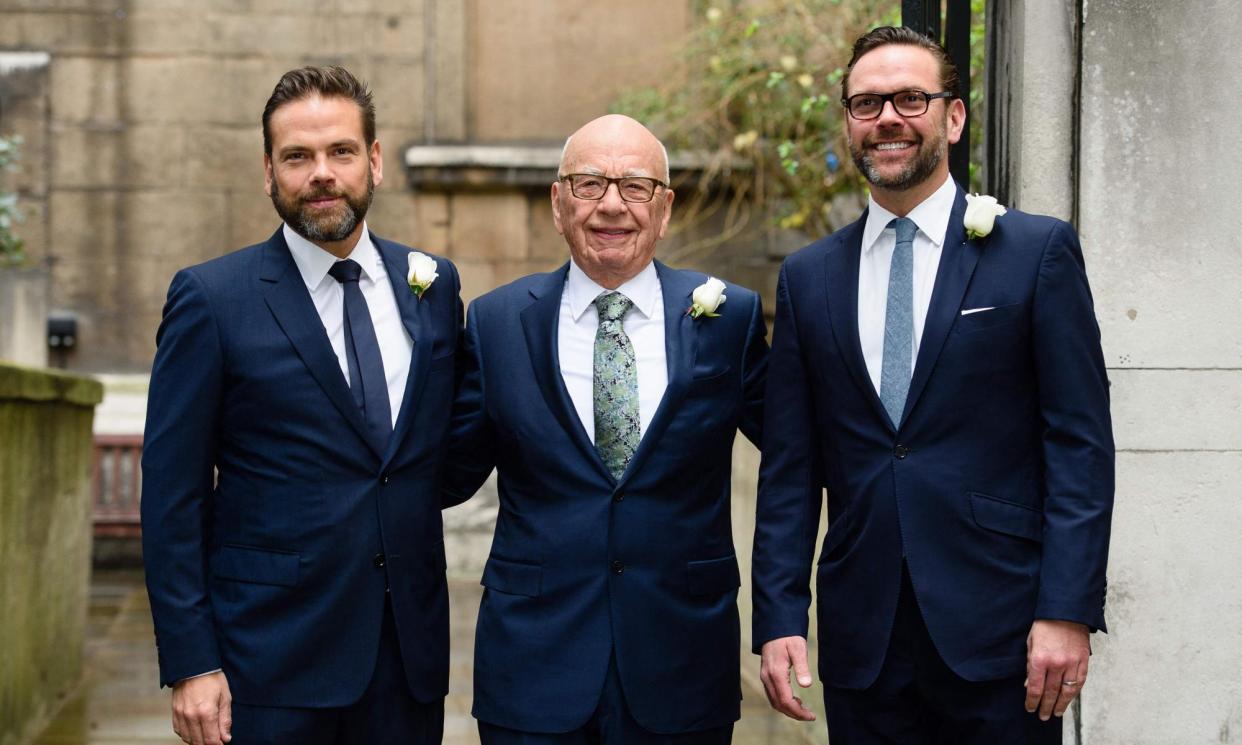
[443,114,768,744]
[752,27,1115,744]
[141,66,460,745]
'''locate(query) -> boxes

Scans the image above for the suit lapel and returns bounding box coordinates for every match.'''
[825,214,894,431]
[259,229,384,459]
[902,188,980,424]
[375,236,432,465]
[520,265,614,482]
[616,261,697,489]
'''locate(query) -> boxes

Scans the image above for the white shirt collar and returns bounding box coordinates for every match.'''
[284,221,383,290]
[861,175,957,254]
[565,259,661,322]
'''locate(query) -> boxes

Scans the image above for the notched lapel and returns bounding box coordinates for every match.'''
[258,231,385,459]
[520,266,613,481]
[902,189,980,424]
[376,237,432,462]
[617,262,697,488]
[825,216,893,430]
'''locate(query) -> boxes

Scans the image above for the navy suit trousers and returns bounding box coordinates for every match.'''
[823,565,1062,745]
[478,653,732,745]
[230,600,443,745]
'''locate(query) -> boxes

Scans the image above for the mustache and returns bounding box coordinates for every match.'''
[300,186,346,201]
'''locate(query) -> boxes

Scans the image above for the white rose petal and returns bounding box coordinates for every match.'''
[407,252,439,286]
[692,277,727,316]
[963,193,1008,239]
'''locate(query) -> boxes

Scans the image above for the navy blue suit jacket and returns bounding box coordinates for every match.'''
[443,261,768,734]
[752,189,1114,688]
[141,228,461,707]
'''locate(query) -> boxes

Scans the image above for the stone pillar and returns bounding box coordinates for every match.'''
[0,363,103,745]
[991,1,1242,741]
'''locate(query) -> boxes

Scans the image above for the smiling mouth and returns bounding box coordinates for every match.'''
[872,141,914,152]
[591,228,633,238]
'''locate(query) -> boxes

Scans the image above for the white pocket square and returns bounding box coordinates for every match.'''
[960,307,996,316]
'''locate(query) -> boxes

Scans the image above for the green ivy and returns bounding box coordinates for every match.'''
[612,0,985,241]
[0,135,25,267]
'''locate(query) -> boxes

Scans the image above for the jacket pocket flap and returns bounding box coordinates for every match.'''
[481,556,542,597]
[686,555,741,596]
[212,544,300,587]
[970,493,1042,542]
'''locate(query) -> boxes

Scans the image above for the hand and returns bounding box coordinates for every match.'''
[759,636,817,721]
[171,671,233,745]
[1024,619,1090,721]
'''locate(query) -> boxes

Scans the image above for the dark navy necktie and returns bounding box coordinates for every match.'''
[328,259,392,441]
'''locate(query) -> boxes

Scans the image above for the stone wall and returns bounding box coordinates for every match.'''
[0,363,102,745]
[0,0,698,375]
[995,1,1242,742]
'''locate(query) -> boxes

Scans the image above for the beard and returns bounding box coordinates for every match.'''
[849,115,947,192]
[270,168,374,243]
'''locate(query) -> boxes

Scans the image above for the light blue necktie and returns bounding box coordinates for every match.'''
[880,217,917,428]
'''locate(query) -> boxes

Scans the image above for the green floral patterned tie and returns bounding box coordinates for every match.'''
[593,291,640,481]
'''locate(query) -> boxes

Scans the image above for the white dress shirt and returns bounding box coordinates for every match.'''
[858,174,956,396]
[558,259,667,444]
[284,222,413,427]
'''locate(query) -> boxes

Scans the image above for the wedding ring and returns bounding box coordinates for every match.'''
[1062,680,1079,687]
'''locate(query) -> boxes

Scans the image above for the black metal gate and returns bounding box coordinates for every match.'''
[902,0,973,187]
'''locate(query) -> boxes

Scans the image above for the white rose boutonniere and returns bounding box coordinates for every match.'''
[963,193,1008,240]
[688,277,727,319]
[406,251,438,299]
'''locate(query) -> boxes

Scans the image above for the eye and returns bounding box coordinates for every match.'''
[898,91,925,105]
[620,180,650,196]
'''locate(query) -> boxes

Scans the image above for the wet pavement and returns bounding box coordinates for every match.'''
[31,570,816,744]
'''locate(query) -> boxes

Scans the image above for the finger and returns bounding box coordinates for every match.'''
[759,655,788,710]
[791,646,813,688]
[1024,665,1045,713]
[1038,666,1064,721]
[219,696,233,743]
[1054,658,1089,718]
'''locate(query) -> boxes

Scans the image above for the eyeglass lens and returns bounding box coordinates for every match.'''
[567,175,658,202]
[849,91,932,119]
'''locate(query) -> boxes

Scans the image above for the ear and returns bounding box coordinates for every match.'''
[551,180,566,236]
[263,153,274,197]
[369,139,384,189]
[946,97,967,146]
[656,187,675,240]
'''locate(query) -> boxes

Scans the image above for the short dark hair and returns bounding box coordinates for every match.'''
[261,65,375,155]
[841,26,961,101]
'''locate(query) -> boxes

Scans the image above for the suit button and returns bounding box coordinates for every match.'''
[373,553,386,568]
[613,492,624,503]
[380,474,390,485]
[611,561,625,575]
[894,445,909,459]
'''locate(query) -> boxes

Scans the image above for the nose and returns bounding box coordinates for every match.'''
[309,153,335,184]
[596,181,628,214]
[874,99,906,128]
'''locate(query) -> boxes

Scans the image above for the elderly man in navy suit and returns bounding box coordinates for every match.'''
[444,114,768,744]
[141,66,460,745]
[752,27,1115,744]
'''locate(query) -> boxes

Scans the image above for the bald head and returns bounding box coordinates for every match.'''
[559,114,670,184]
[551,114,675,290]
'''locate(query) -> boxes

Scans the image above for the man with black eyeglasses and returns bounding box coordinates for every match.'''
[752,26,1114,744]
[442,114,768,744]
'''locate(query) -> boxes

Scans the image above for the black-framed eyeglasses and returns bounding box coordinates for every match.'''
[560,174,667,203]
[841,90,955,120]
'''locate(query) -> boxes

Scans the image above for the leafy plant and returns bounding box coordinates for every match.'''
[0,134,25,267]
[613,0,985,248]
